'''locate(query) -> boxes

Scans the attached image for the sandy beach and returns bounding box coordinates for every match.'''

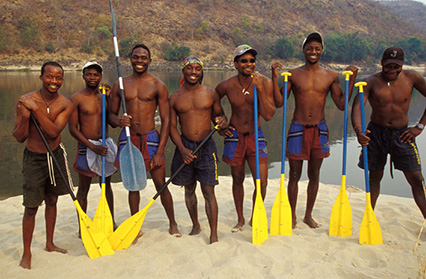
[1,176,424,279]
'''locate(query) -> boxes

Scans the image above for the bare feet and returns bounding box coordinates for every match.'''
[292,216,297,229]
[45,244,67,254]
[210,235,218,244]
[189,224,201,236]
[169,223,182,238]
[231,221,244,233]
[303,216,319,228]
[132,230,144,245]
[19,253,31,269]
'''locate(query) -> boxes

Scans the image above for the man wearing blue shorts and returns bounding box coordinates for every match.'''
[170,56,227,243]
[352,47,426,218]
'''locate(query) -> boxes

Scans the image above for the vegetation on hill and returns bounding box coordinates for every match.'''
[0,0,425,69]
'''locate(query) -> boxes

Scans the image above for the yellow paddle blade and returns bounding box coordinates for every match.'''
[252,179,268,245]
[74,200,114,259]
[93,183,114,238]
[270,174,292,235]
[329,176,352,237]
[359,193,383,245]
[109,199,155,250]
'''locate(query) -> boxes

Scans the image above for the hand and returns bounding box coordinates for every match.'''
[400,127,421,143]
[119,114,132,127]
[19,95,39,111]
[345,65,359,76]
[101,84,112,96]
[219,125,235,138]
[17,101,31,119]
[271,62,283,77]
[252,71,264,89]
[150,153,164,170]
[91,144,108,156]
[355,129,370,146]
[179,147,196,164]
[214,115,228,130]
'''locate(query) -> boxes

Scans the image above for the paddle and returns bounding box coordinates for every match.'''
[270,72,292,236]
[93,86,114,238]
[109,125,219,250]
[355,82,383,245]
[109,0,147,191]
[252,85,268,245]
[30,113,114,259]
[329,71,353,237]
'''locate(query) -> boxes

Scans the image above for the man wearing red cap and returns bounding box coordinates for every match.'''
[351,46,426,218]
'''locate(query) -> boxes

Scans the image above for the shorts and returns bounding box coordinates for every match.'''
[73,138,117,177]
[222,127,268,166]
[286,120,330,160]
[171,135,219,186]
[22,145,70,208]
[74,143,97,177]
[358,122,422,172]
[115,129,165,172]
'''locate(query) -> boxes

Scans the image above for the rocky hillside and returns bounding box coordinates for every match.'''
[0,0,425,70]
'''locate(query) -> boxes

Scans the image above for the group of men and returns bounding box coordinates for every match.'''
[13,32,426,269]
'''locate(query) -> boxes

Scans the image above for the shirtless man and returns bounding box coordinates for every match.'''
[216,45,276,232]
[272,32,358,228]
[13,61,73,269]
[351,46,426,218]
[109,44,180,237]
[69,61,117,230]
[170,57,227,243]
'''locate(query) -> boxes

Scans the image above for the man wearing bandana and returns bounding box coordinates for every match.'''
[352,46,426,219]
[170,56,228,243]
[216,45,276,233]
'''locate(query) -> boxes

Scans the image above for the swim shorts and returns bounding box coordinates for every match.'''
[285,120,330,160]
[74,138,117,177]
[22,144,70,208]
[171,135,219,186]
[222,127,268,166]
[115,129,165,172]
[358,122,422,172]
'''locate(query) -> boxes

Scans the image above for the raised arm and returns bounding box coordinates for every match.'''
[253,73,276,121]
[108,81,122,128]
[271,62,284,108]
[12,96,31,143]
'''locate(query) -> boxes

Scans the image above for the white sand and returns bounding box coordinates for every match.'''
[1,177,425,278]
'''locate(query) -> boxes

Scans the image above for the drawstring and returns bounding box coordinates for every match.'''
[60,142,74,191]
[46,152,56,187]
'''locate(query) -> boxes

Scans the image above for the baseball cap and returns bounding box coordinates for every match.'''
[233,44,257,61]
[83,61,103,73]
[302,32,323,50]
[382,47,404,66]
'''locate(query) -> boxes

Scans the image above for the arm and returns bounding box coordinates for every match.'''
[12,97,31,143]
[351,80,371,146]
[169,95,195,164]
[271,62,284,108]
[400,71,426,143]
[253,73,276,121]
[108,81,130,128]
[211,89,228,130]
[151,82,170,168]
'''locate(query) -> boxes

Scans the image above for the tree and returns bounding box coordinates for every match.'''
[269,37,295,59]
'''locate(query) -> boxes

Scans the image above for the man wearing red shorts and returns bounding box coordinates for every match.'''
[273,32,358,228]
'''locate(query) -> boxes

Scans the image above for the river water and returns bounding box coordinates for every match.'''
[0,69,425,200]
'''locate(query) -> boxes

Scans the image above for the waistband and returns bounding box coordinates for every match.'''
[25,145,62,156]
[370,121,407,132]
[291,120,326,128]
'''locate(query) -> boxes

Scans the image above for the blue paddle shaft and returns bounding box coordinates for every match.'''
[102,88,106,185]
[359,90,370,193]
[281,80,288,175]
[342,79,349,176]
[254,86,260,180]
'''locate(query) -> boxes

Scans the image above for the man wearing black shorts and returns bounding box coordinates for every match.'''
[170,56,227,243]
[13,61,74,269]
[352,47,426,218]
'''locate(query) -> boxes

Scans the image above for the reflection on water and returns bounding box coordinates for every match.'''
[0,70,425,200]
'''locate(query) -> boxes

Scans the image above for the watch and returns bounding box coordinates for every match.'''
[416,123,424,130]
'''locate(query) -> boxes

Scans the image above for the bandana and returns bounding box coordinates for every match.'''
[180,56,204,86]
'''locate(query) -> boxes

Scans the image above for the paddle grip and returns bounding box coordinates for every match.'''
[30,113,76,200]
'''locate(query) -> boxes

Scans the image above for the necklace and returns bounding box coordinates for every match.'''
[237,76,253,95]
[39,91,58,114]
